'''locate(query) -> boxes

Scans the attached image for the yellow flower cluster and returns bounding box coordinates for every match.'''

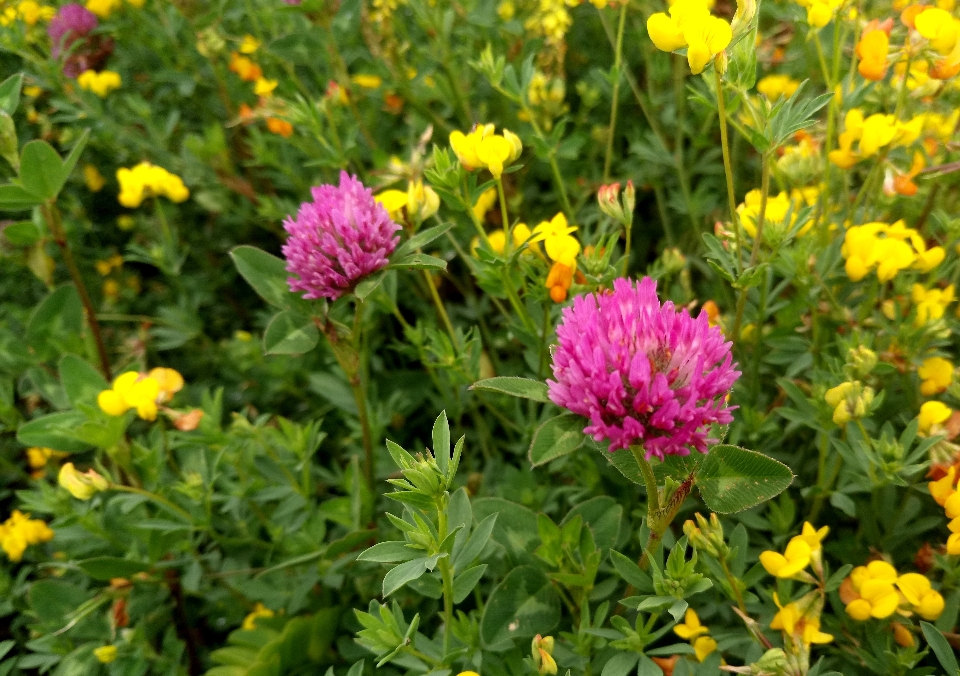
[736,187,819,238]
[843,560,944,621]
[375,181,440,223]
[472,188,498,222]
[449,124,523,179]
[77,70,122,97]
[673,609,718,662]
[829,110,924,169]
[841,220,944,282]
[116,162,189,208]
[0,0,55,25]
[646,0,732,74]
[919,400,953,435]
[771,592,834,647]
[912,284,955,325]
[930,467,960,554]
[0,510,53,561]
[533,213,581,303]
[919,357,954,396]
[521,0,573,46]
[97,368,184,421]
[824,380,874,425]
[85,0,143,19]
[756,74,801,99]
[58,463,109,500]
[795,0,843,28]
[760,522,829,579]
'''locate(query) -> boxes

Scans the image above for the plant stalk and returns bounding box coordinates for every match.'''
[603,1,628,182]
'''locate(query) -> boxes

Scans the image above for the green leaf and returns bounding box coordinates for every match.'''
[263,310,319,355]
[695,445,794,513]
[480,565,561,645]
[452,564,487,603]
[17,411,91,453]
[59,130,90,187]
[0,74,23,114]
[231,246,311,312]
[393,221,455,260]
[601,653,639,676]
[433,410,450,478]
[528,413,587,467]
[921,621,960,676]
[2,220,40,246]
[354,271,386,301]
[0,112,17,172]
[59,354,108,408]
[0,184,43,210]
[453,512,497,571]
[382,557,432,596]
[27,285,83,360]
[19,140,65,199]
[606,448,644,485]
[77,557,152,581]
[28,580,86,625]
[388,252,447,270]
[609,550,654,592]
[357,541,422,563]
[471,376,549,403]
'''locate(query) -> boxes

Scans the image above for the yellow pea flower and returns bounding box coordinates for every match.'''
[97,370,178,421]
[760,537,812,578]
[532,213,580,266]
[915,8,960,54]
[149,367,184,403]
[683,14,732,74]
[929,466,957,506]
[242,602,274,629]
[77,70,122,97]
[407,181,440,221]
[859,114,899,158]
[845,579,899,620]
[240,34,260,54]
[897,573,945,620]
[674,608,710,639]
[375,189,408,220]
[254,77,278,97]
[476,135,516,179]
[58,463,109,500]
[919,357,954,396]
[472,187,498,221]
[757,74,801,99]
[693,636,717,661]
[912,284,955,324]
[94,646,118,664]
[647,0,711,52]
[919,400,952,435]
[794,522,829,551]
[0,510,54,562]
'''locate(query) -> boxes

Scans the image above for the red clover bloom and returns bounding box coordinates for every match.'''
[282,171,401,301]
[547,277,740,458]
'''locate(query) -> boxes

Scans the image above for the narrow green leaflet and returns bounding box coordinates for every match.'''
[231,246,312,313]
[695,445,794,513]
[921,621,960,676]
[388,252,447,270]
[528,413,587,467]
[471,376,549,403]
[263,310,319,355]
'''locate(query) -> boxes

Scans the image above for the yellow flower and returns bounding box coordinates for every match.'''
[929,466,957,506]
[94,646,118,664]
[240,34,260,54]
[242,602,274,630]
[12,0,55,24]
[472,187,498,221]
[532,213,580,266]
[803,0,843,27]
[912,284,955,325]
[846,579,899,620]
[760,537,812,578]
[97,370,182,421]
[84,164,106,192]
[794,522,829,551]
[919,357,954,396]
[450,124,493,171]
[116,162,189,208]
[26,447,54,470]
[375,189,408,220]
[647,0,711,52]
[918,401,952,435]
[757,74,801,99]
[351,74,382,89]
[450,125,521,178]
[915,8,960,54]
[693,636,717,661]
[674,608,710,639]
[736,190,795,238]
[684,14,732,74]
[407,181,440,222]
[86,0,120,17]
[254,77,278,97]
[0,510,54,562]
[149,367,184,403]
[77,70,122,97]
[58,463,109,500]
[897,573,945,620]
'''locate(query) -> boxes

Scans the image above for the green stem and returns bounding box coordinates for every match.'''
[423,270,458,348]
[720,557,747,612]
[603,1,628,182]
[111,485,192,522]
[731,152,771,346]
[42,202,112,380]
[623,217,632,277]
[522,106,573,218]
[496,178,512,254]
[631,445,659,513]
[714,66,742,275]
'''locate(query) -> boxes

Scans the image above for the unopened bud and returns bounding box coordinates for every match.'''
[714,51,729,75]
[846,345,877,379]
[623,180,636,216]
[407,181,440,222]
[598,182,624,222]
[531,635,557,675]
[752,648,787,675]
[196,26,226,58]
[731,0,757,37]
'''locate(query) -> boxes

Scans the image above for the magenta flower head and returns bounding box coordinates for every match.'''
[48,4,98,58]
[547,277,740,459]
[282,171,401,301]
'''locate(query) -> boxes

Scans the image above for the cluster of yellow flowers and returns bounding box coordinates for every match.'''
[0,0,54,26]
[841,561,944,622]
[450,124,523,179]
[770,591,834,647]
[0,510,54,561]
[59,462,109,500]
[919,400,954,435]
[25,446,66,478]
[77,70,122,97]
[829,110,925,169]
[930,467,960,554]
[756,74,801,99]
[736,186,819,238]
[824,380,874,425]
[919,356,954,396]
[376,181,440,224]
[795,0,843,28]
[532,213,581,302]
[646,0,732,74]
[97,368,184,421]
[116,162,189,208]
[840,220,944,282]
[85,0,143,19]
[760,521,829,579]
[911,284,956,325]
[673,609,718,662]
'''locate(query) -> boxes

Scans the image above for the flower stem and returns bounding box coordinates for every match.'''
[112,485,192,522]
[631,445,660,513]
[603,1,628,182]
[41,201,112,380]
[522,108,574,218]
[714,65,743,276]
[496,177,512,254]
[731,151,771,347]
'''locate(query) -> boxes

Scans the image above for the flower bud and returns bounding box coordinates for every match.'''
[623,180,636,216]
[731,0,757,37]
[751,648,787,675]
[58,463,109,500]
[531,635,557,675]
[846,345,878,379]
[598,182,624,222]
[407,181,440,222]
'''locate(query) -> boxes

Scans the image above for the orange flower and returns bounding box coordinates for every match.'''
[238,103,254,123]
[229,52,262,82]
[901,4,929,28]
[546,262,574,302]
[266,117,293,137]
[892,152,925,196]
[857,28,890,80]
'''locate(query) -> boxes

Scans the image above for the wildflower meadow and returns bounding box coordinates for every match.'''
[1,0,960,674]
